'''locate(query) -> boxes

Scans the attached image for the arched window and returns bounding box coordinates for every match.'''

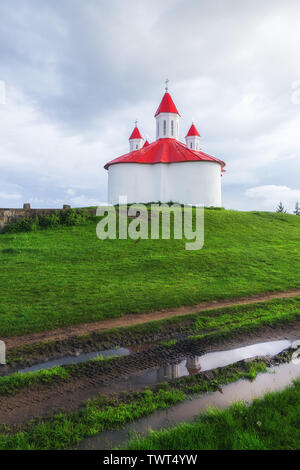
[136,145,138,149]
[163,120,166,136]
[171,120,174,136]
[190,142,193,149]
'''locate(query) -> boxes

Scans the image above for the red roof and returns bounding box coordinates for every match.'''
[143,140,150,147]
[154,92,180,117]
[186,123,200,137]
[105,138,225,169]
[129,126,142,140]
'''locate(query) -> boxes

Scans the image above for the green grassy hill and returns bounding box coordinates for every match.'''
[0,209,299,337]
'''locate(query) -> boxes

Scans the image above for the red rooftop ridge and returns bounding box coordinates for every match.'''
[129,126,143,140]
[186,123,200,137]
[154,92,180,117]
[104,138,225,170]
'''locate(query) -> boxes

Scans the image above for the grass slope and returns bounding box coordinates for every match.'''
[0,210,299,336]
[125,377,300,450]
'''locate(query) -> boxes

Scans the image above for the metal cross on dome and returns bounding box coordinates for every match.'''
[135,120,138,127]
[165,78,169,92]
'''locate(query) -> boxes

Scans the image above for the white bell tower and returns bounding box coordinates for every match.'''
[155,80,180,140]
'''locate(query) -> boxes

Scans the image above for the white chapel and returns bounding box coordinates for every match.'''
[105,84,226,206]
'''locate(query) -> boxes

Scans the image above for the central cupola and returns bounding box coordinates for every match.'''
[154,80,180,140]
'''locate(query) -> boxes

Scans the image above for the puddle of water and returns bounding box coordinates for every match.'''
[15,337,291,377]
[18,347,131,374]
[184,339,291,374]
[90,339,292,394]
[78,360,300,450]
[17,339,290,379]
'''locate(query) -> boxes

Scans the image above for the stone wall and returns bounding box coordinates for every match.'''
[0,204,77,232]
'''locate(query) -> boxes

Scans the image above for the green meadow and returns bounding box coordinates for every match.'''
[0,209,299,337]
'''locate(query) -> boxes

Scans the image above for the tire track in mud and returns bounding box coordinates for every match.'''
[0,340,211,426]
[2,319,300,427]
[3,288,300,351]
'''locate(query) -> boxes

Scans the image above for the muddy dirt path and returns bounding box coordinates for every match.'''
[1,322,300,427]
[3,289,300,351]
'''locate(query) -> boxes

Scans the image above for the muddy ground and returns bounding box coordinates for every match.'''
[2,289,300,375]
[2,316,300,376]
[0,321,300,427]
[3,288,300,351]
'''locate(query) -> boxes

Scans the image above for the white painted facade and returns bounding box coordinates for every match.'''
[129,137,143,152]
[108,160,222,206]
[185,134,200,151]
[156,112,179,140]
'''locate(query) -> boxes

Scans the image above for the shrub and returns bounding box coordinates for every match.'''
[4,217,39,233]
[38,213,60,229]
[3,209,95,234]
[58,208,89,226]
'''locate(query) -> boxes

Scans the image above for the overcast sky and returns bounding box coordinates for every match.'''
[0,0,300,211]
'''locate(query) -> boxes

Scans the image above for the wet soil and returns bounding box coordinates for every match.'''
[3,288,300,351]
[0,332,297,427]
[2,317,300,376]
[78,359,300,450]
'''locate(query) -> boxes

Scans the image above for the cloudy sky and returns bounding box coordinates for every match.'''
[0,0,300,211]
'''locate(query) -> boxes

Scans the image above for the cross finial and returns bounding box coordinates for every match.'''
[165,78,169,92]
[135,119,138,127]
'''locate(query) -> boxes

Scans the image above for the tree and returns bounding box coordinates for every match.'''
[276,202,286,213]
[294,202,300,216]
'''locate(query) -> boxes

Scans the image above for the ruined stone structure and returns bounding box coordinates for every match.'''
[0,204,73,232]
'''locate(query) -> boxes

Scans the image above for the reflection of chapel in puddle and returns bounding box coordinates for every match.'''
[186,356,202,375]
[156,356,202,381]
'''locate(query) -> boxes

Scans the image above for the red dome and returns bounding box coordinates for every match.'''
[143,140,150,147]
[129,126,143,140]
[104,138,225,169]
[154,92,180,117]
[186,123,200,137]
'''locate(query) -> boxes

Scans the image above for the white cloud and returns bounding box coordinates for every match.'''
[1,1,300,210]
[245,185,300,212]
[0,86,113,207]
[0,191,22,200]
[68,195,103,207]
